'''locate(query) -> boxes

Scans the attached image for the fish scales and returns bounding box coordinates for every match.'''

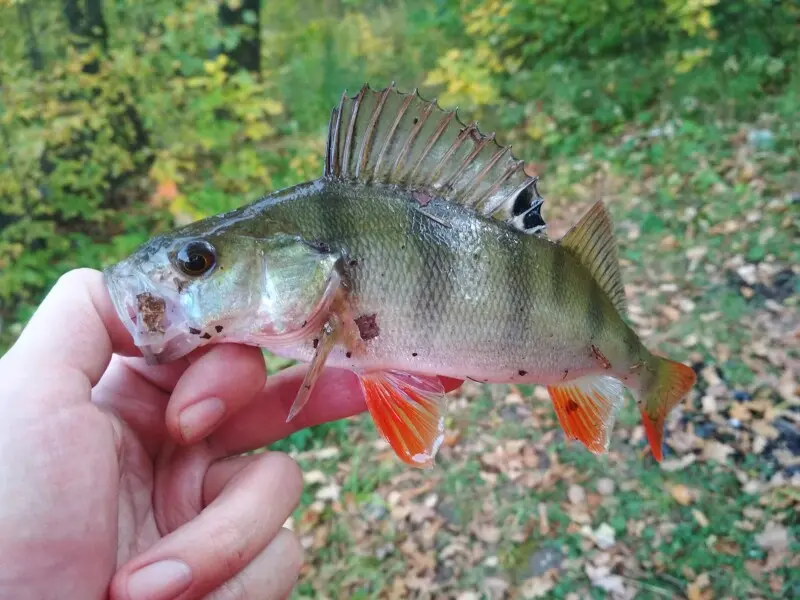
[104,83,696,469]
[227,181,630,385]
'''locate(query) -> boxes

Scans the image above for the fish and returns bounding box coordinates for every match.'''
[104,83,697,468]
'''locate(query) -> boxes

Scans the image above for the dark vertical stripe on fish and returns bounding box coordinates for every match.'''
[411,202,457,350]
[587,281,605,341]
[551,246,567,306]
[311,187,340,241]
[497,235,522,362]
[624,325,641,360]
[404,202,432,337]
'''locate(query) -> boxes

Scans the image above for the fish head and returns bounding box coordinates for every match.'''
[104,224,341,365]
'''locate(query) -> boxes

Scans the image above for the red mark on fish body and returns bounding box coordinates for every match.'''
[412,190,433,207]
[591,345,612,369]
[566,399,580,414]
[355,313,380,340]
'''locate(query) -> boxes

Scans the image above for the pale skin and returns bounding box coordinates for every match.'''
[0,269,467,599]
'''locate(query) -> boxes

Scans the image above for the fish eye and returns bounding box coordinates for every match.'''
[175,240,216,277]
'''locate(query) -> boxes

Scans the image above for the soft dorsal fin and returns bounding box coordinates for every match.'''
[324,83,546,235]
[560,201,627,314]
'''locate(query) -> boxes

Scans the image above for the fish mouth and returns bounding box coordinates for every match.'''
[104,263,203,365]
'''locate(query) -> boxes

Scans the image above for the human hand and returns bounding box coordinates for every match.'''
[0,268,376,600]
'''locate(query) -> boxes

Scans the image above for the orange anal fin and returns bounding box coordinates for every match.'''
[286,319,338,422]
[359,371,447,469]
[547,375,625,455]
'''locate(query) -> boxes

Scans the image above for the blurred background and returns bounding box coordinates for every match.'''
[0,0,797,598]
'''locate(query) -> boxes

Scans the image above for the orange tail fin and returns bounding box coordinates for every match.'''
[638,358,696,461]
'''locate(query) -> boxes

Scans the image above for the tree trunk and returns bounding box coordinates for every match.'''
[18,1,44,71]
[50,0,153,193]
[218,0,261,73]
[63,0,108,72]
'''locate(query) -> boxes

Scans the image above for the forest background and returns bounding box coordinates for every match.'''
[0,1,798,598]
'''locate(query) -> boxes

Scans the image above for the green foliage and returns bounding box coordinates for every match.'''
[425,0,799,158]
[0,0,453,346]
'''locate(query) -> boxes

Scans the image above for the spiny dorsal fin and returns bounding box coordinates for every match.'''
[324,83,546,235]
[560,201,627,314]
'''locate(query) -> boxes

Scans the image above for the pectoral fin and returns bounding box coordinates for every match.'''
[285,318,339,422]
[358,370,447,469]
[547,375,625,454]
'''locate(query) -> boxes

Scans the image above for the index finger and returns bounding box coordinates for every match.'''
[1,268,140,390]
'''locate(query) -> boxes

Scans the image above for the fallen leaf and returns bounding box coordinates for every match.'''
[661,454,697,471]
[687,582,703,600]
[315,482,341,502]
[702,440,734,463]
[743,507,764,520]
[737,264,758,285]
[443,430,461,446]
[585,563,627,595]
[538,503,550,535]
[692,509,709,528]
[714,538,740,555]
[701,365,722,386]
[304,470,327,485]
[751,420,780,439]
[729,401,751,421]
[581,522,616,550]
[475,525,501,544]
[596,478,615,496]
[756,523,791,552]
[520,576,554,598]
[701,395,717,413]
[568,484,586,505]
[670,483,693,506]
[662,305,681,322]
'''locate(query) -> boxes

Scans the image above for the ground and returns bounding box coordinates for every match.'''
[266,110,799,599]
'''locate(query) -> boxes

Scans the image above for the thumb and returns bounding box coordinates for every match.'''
[1,268,140,391]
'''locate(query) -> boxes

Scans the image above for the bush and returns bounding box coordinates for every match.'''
[424,0,799,156]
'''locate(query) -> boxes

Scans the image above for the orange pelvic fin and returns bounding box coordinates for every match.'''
[359,370,447,469]
[547,375,625,455]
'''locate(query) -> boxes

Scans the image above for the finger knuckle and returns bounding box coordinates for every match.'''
[208,575,249,600]
[56,268,98,289]
[206,518,250,580]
